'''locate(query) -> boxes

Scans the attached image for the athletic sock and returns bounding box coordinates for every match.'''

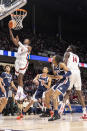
[17,86,21,93]
[20,86,23,94]
[83,107,87,114]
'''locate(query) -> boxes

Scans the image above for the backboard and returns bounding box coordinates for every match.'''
[0,0,27,20]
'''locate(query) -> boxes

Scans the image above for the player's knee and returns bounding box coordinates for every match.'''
[45,92,49,98]
[18,73,23,80]
[77,90,82,96]
[52,95,57,101]
[4,98,7,104]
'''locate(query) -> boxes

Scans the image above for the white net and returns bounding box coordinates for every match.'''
[0,4,5,13]
[11,9,27,30]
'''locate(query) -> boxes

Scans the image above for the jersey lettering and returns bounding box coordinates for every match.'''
[73,56,77,63]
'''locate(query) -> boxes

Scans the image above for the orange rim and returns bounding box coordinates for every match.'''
[11,9,27,17]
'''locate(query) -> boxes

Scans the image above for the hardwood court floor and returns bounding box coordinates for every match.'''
[0,113,87,131]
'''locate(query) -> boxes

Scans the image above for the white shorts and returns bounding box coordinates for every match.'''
[68,69,82,91]
[15,59,29,76]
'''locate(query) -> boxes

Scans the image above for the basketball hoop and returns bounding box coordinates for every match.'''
[11,9,27,30]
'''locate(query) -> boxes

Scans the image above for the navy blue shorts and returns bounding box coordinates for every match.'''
[35,89,44,100]
[59,94,63,101]
[52,79,70,95]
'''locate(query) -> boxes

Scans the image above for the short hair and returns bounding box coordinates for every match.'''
[55,55,63,64]
[68,45,76,53]
[4,65,11,70]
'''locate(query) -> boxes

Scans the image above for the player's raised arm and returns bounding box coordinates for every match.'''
[28,46,32,53]
[51,64,57,75]
[9,27,19,47]
[33,74,39,86]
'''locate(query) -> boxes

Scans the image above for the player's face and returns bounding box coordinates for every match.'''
[24,39,31,45]
[43,67,48,74]
[5,66,10,72]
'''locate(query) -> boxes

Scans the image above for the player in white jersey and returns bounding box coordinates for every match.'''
[9,27,32,101]
[59,45,87,119]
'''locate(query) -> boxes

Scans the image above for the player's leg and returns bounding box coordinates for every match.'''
[18,61,28,100]
[48,82,70,121]
[0,97,7,115]
[58,90,71,115]
[15,60,28,101]
[23,89,42,113]
[66,99,72,113]
[23,99,34,113]
[15,60,20,100]
[48,89,61,121]
[40,88,54,117]
[45,87,57,116]
[45,88,53,109]
[58,74,74,115]
[75,71,87,118]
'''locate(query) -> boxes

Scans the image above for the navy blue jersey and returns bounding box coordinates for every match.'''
[53,63,66,83]
[38,74,49,92]
[1,72,13,91]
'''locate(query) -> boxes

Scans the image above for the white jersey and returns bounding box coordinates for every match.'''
[67,52,79,71]
[16,41,29,61]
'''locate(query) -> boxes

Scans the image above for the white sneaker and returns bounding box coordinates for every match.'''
[80,114,87,119]
[20,93,26,101]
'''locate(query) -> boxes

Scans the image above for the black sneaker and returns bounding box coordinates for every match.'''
[48,114,60,121]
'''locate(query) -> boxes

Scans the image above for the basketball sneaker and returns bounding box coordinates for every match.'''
[16,114,24,120]
[16,116,21,120]
[48,113,60,121]
[80,114,87,120]
[20,113,24,118]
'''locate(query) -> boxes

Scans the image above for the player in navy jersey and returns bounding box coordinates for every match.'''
[23,67,52,113]
[1,65,17,98]
[44,55,71,121]
[0,77,7,115]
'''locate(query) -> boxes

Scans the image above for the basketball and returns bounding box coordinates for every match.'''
[8,20,16,29]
